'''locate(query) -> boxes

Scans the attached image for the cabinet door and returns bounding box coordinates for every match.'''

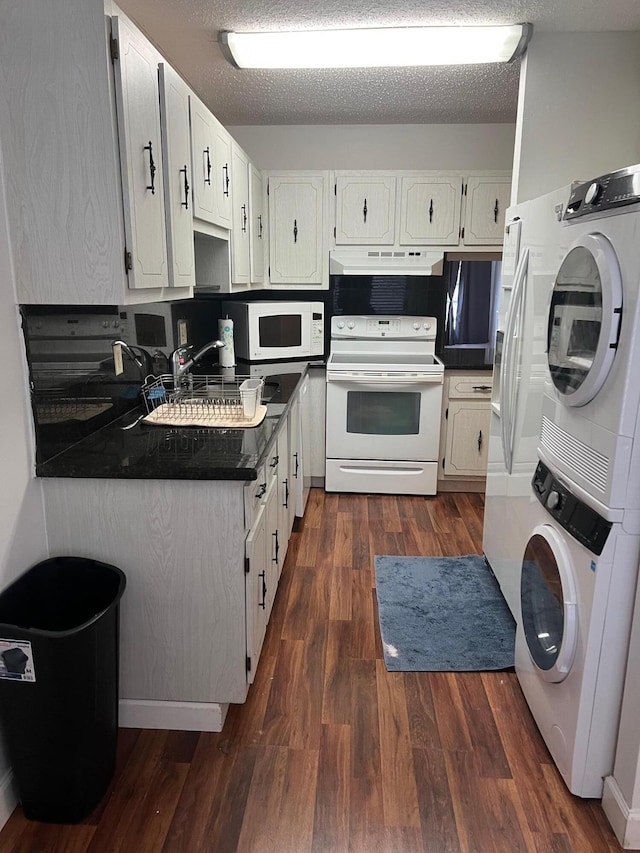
[213,120,233,229]
[269,175,325,285]
[264,476,279,617]
[399,176,462,246]
[158,63,195,289]
[112,16,168,290]
[245,502,267,685]
[230,144,250,286]
[444,400,491,477]
[190,97,217,224]
[276,423,291,566]
[463,177,511,246]
[249,164,265,285]
[335,176,395,244]
[288,399,301,532]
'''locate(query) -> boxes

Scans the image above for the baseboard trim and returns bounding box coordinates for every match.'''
[437,478,486,493]
[602,775,640,849]
[0,768,18,832]
[119,699,228,732]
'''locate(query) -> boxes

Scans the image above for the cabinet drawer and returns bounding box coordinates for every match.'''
[448,375,493,399]
[244,463,267,529]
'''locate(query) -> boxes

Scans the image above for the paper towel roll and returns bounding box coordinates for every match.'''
[218,317,236,367]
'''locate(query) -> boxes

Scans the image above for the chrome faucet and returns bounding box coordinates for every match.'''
[171,340,225,387]
[112,340,148,376]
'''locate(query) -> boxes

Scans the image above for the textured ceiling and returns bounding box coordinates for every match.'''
[116,0,640,125]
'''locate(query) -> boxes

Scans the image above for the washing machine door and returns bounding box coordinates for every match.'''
[520,524,578,682]
[547,233,622,407]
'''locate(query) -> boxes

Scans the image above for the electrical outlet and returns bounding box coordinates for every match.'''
[178,319,188,347]
[113,343,124,376]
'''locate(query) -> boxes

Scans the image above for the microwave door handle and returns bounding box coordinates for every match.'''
[501,247,529,475]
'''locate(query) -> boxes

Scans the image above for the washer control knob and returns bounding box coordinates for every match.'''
[337,320,345,329]
[585,182,602,205]
[413,322,420,330]
[546,490,561,510]
[347,320,355,330]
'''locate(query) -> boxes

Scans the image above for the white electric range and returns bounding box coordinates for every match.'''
[325,315,444,495]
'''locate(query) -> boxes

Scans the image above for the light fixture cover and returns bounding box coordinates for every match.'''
[219,24,533,69]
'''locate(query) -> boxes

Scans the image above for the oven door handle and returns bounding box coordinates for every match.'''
[326,373,443,386]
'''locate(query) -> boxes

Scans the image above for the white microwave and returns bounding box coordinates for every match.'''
[222,301,324,362]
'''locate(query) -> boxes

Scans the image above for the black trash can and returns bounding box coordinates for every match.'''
[0,557,126,823]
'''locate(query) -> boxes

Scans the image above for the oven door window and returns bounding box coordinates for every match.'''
[547,235,622,407]
[346,390,421,435]
[258,315,302,349]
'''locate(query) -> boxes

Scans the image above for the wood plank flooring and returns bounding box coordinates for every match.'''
[0,490,632,853]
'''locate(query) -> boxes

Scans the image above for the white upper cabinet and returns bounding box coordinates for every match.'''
[158,63,195,289]
[249,164,265,285]
[463,176,511,245]
[189,97,233,230]
[268,173,328,287]
[112,15,168,290]
[399,175,462,246]
[335,175,396,244]
[230,143,251,286]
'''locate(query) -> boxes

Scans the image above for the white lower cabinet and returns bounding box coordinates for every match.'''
[308,368,326,482]
[41,381,307,731]
[439,371,493,489]
[245,500,268,685]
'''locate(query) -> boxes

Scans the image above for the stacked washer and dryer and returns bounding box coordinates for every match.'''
[484,164,640,798]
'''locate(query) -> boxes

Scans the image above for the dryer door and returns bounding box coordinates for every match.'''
[547,233,622,407]
[520,524,578,682]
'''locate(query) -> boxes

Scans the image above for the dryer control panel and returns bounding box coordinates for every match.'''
[565,163,640,219]
[532,461,611,555]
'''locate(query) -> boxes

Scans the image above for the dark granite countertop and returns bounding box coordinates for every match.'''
[36,368,308,481]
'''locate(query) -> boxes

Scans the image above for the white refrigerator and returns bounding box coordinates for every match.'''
[483,184,573,620]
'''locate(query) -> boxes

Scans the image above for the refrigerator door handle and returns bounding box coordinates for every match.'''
[500,246,529,474]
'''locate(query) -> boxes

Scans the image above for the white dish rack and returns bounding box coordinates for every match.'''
[142,374,265,427]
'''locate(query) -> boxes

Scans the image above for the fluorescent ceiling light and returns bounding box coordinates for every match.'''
[219,24,532,69]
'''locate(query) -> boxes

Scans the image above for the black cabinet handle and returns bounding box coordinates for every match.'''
[256,482,266,499]
[270,455,279,468]
[180,165,189,209]
[494,198,499,223]
[273,530,279,563]
[294,452,299,478]
[241,204,247,232]
[144,141,156,194]
[258,214,263,238]
[478,430,483,451]
[472,385,492,392]
[429,198,433,223]
[223,164,230,196]
[363,198,368,223]
[283,478,289,508]
[204,147,211,185]
[258,571,266,609]
[293,219,298,243]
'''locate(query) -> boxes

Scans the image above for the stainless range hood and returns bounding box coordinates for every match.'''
[329,248,444,276]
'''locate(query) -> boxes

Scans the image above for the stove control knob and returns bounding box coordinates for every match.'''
[102,321,109,328]
[347,320,355,330]
[423,322,431,330]
[337,320,345,329]
[413,322,420,330]
[585,182,602,205]
[546,490,562,511]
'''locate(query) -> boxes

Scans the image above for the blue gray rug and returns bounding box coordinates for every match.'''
[373,555,516,671]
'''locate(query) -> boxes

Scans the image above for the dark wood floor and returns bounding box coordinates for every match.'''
[0,490,632,852]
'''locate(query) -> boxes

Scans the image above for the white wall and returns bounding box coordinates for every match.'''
[228,124,515,171]
[0,140,49,823]
[512,31,640,204]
